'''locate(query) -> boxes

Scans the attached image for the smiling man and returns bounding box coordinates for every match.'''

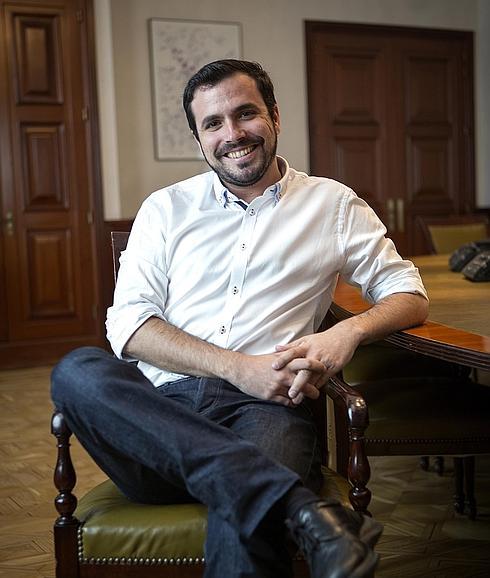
[190,72,281,199]
[52,60,428,578]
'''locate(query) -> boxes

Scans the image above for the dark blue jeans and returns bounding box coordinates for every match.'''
[51,347,323,578]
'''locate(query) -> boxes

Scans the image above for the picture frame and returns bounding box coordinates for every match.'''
[149,18,242,160]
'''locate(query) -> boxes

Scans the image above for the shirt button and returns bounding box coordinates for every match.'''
[249,208,256,216]
[220,325,226,334]
[232,286,238,295]
[240,243,246,250]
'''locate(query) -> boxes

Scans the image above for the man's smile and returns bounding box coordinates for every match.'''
[225,145,257,159]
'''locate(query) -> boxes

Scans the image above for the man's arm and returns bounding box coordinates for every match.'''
[273,292,429,402]
[124,317,327,406]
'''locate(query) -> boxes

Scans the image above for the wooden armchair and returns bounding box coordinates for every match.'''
[331,338,490,521]
[51,232,374,578]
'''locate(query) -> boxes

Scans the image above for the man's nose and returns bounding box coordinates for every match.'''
[224,119,246,142]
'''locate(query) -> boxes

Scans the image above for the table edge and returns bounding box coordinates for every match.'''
[330,299,490,371]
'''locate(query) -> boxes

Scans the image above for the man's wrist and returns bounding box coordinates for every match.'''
[336,318,367,347]
[219,349,247,385]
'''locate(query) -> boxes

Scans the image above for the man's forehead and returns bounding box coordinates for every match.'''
[193,73,261,105]
[191,75,267,129]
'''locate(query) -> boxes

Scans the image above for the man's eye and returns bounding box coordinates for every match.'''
[240,110,255,119]
[205,120,221,130]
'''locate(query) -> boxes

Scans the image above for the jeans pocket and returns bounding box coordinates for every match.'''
[155,377,199,407]
[194,377,223,415]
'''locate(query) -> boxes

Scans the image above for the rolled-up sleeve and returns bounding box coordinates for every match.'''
[106,196,169,358]
[338,190,428,303]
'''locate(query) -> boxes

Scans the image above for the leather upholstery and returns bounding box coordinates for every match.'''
[428,223,487,254]
[355,377,490,452]
[76,481,207,561]
[342,342,464,384]
[342,342,490,452]
[333,340,490,520]
[75,466,351,563]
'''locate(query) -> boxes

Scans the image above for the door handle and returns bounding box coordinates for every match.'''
[386,199,396,232]
[2,211,14,235]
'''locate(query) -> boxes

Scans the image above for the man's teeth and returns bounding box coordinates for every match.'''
[227,146,254,159]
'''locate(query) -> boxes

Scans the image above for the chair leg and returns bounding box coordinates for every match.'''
[453,457,465,515]
[420,456,444,475]
[434,456,445,476]
[464,456,477,520]
[348,429,372,515]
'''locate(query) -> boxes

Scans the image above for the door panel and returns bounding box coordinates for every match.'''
[26,229,75,317]
[13,12,63,104]
[306,23,474,255]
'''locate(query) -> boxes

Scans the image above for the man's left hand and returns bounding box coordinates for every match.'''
[272,322,362,403]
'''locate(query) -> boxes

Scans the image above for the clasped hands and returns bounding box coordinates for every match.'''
[236,323,360,407]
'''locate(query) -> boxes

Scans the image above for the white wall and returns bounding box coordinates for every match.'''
[95,0,486,218]
[476,0,490,208]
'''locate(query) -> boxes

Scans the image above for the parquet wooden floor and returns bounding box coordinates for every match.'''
[0,366,489,577]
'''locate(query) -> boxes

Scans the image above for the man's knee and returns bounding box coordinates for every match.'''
[51,346,110,408]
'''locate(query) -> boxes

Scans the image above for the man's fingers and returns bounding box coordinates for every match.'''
[271,346,307,369]
[290,392,305,405]
[270,393,296,407]
[288,370,321,402]
[286,357,326,375]
[275,341,300,352]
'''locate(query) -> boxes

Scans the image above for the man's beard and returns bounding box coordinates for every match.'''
[202,134,278,190]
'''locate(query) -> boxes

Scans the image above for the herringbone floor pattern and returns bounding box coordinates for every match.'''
[0,366,489,577]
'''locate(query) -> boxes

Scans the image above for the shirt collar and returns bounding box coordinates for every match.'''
[213,156,290,208]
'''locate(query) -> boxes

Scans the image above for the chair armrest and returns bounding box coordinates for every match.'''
[325,375,372,515]
[51,410,79,527]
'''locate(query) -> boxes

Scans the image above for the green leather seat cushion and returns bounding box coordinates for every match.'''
[75,466,351,561]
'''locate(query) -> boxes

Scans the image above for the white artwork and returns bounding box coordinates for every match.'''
[149,19,242,160]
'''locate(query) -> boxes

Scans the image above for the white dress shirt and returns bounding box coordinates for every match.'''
[106,157,427,386]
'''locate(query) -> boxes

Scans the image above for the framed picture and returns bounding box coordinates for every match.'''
[149,18,242,160]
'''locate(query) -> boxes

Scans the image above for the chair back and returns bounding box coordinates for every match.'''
[416,215,489,254]
[111,231,130,282]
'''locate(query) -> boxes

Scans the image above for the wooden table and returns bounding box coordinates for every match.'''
[332,254,490,371]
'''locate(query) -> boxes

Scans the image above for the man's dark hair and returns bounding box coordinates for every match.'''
[183,59,277,139]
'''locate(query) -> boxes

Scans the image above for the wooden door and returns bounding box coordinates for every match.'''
[0,0,103,367]
[306,23,475,255]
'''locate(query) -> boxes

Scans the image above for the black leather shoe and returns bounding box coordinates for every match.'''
[286,500,382,578]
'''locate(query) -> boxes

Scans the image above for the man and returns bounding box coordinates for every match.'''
[52,60,428,578]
